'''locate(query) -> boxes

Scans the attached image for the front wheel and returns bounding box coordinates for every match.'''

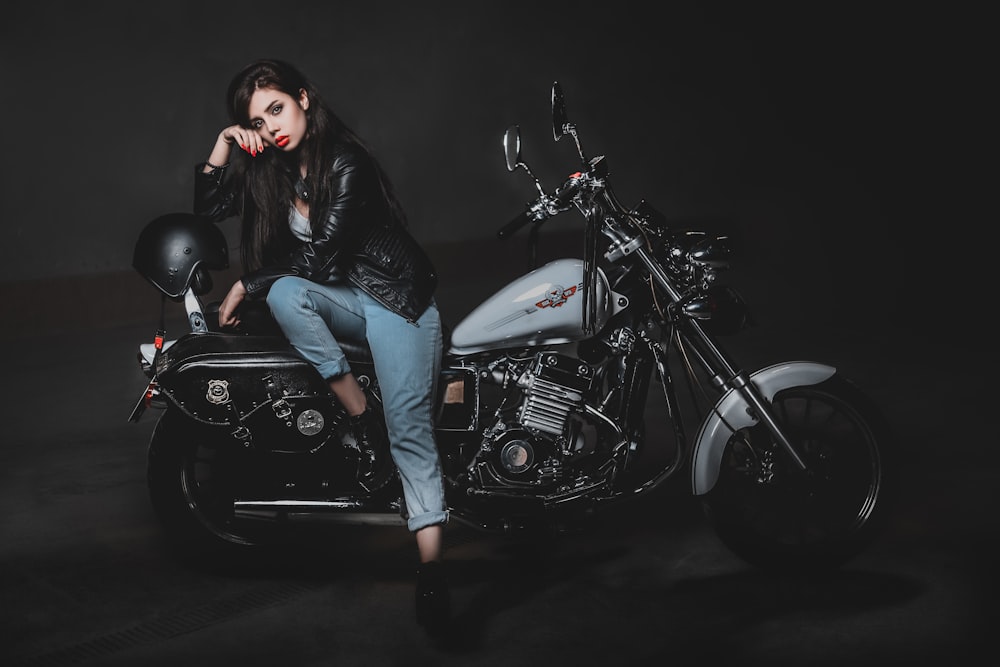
[702,374,893,571]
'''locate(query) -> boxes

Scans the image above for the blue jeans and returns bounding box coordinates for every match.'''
[266,277,447,532]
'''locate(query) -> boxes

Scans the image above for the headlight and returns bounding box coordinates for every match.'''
[682,286,752,335]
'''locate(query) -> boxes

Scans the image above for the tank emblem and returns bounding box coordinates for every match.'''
[484,281,586,331]
[535,283,581,309]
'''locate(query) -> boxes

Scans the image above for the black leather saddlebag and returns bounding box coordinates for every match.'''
[154,333,375,453]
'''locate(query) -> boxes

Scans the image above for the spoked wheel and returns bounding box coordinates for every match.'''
[147,407,275,556]
[703,374,893,571]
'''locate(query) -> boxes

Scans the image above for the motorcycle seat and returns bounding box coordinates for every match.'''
[204,299,453,360]
[140,300,376,367]
[164,299,448,369]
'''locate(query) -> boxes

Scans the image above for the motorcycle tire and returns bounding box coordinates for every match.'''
[146,406,276,556]
[702,373,894,571]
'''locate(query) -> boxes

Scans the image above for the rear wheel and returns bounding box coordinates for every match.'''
[147,407,274,556]
[703,375,892,571]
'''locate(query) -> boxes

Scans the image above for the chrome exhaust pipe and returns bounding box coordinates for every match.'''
[233,499,407,526]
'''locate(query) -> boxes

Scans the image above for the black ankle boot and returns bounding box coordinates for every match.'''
[415,560,451,636]
[349,408,388,491]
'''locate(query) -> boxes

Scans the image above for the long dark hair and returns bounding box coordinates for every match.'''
[225,59,408,272]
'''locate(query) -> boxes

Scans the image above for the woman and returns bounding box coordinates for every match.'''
[193,58,449,635]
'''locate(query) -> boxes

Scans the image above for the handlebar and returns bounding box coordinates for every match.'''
[496,173,584,240]
[497,209,533,240]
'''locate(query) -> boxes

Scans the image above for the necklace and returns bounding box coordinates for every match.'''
[294,175,310,202]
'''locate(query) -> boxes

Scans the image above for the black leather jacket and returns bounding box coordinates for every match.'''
[194,143,437,324]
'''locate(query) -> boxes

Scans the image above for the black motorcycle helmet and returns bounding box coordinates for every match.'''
[133,212,229,299]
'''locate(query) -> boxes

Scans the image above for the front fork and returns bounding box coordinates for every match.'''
[723,368,807,469]
[633,246,808,472]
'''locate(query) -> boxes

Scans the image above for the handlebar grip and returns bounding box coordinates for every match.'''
[553,179,580,206]
[497,177,581,240]
[497,209,533,240]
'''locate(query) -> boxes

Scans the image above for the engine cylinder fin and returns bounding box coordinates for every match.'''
[528,383,582,401]
[529,395,577,410]
[518,376,583,436]
[524,402,571,420]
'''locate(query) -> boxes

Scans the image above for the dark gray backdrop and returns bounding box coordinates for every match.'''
[0,7,992,661]
[0,2,983,335]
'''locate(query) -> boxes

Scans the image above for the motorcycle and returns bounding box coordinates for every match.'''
[128,81,892,570]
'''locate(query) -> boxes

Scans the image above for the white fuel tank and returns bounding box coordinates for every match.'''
[448,258,613,355]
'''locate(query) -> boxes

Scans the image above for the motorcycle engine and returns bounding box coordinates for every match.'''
[471,351,604,493]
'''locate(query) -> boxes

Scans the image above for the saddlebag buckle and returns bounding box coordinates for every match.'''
[271,398,292,421]
[263,374,293,421]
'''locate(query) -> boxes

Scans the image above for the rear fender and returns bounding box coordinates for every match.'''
[691,361,836,495]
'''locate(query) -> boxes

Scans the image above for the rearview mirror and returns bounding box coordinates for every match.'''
[551,82,567,141]
[503,124,522,172]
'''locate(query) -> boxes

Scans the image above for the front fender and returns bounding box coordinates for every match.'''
[691,361,836,495]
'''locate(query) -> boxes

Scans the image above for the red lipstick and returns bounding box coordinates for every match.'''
[276,135,290,148]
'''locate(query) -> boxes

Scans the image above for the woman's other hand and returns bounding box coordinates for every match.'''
[219,279,247,328]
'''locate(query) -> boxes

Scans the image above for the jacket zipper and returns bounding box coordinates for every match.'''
[349,277,420,326]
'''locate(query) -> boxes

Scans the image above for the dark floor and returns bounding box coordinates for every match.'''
[0,272,994,666]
